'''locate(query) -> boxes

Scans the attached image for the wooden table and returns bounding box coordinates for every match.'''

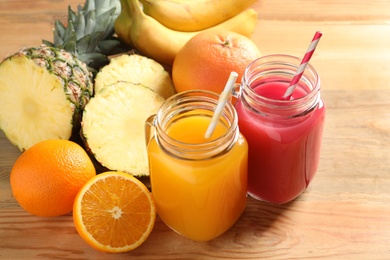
[1,0,390,259]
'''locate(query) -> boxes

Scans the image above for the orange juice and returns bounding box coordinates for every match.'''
[147,94,248,242]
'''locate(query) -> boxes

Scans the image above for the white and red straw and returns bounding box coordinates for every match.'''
[283,31,323,99]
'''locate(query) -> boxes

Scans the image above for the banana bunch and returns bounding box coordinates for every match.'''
[114,0,258,65]
[140,0,258,32]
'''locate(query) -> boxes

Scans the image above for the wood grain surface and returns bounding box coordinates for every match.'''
[1,0,390,259]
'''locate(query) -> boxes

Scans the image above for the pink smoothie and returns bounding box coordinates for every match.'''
[235,80,325,204]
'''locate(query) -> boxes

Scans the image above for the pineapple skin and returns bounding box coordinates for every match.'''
[0,45,94,150]
[13,45,94,119]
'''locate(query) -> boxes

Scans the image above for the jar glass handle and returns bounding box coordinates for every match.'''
[145,114,156,146]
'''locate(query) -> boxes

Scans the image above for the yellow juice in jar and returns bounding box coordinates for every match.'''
[148,114,248,241]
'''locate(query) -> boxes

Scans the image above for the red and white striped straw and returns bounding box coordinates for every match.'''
[283,31,323,99]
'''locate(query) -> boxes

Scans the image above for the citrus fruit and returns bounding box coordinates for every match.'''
[172,30,261,94]
[73,171,156,253]
[10,139,96,217]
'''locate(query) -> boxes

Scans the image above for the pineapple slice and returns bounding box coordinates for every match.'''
[82,81,164,177]
[0,45,93,151]
[94,54,175,99]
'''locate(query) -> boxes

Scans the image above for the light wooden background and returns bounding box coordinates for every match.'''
[1,0,390,259]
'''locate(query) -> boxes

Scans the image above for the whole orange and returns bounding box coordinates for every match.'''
[172,30,261,94]
[10,139,96,217]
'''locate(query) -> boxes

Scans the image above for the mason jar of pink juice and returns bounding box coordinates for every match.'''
[235,54,326,204]
[145,90,248,241]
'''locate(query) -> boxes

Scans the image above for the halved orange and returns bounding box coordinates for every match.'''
[73,171,156,253]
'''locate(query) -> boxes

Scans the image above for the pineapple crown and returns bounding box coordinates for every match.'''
[43,0,128,72]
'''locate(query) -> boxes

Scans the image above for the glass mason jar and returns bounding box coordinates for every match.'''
[235,54,326,204]
[145,90,248,242]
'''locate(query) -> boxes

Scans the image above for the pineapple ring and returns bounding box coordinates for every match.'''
[82,81,164,177]
[94,54,176,99]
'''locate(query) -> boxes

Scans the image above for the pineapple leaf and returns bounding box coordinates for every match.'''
[63,40,77,55]
[83,0,95,13]
[78,31,105,53]
[42,40,55,47]
[95,0,120,16]
[62,25,78,54]
[98,39,123,54]
[74,11,86,40]
[68,6,77,24]
[95,1,110,15]
[42,0,127,72]
[54,20,66,44]
[77,3,83,14]
[78,52,109,69]
[94,8,116,38]
[63,21,77,44]
[84,10,96,36]
[76,34,92,54]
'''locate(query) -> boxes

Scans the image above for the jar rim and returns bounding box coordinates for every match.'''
[240,54,321,118]
[243,54,320,105]
[154,90,239,160]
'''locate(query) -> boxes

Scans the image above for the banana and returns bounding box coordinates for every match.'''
[140,0,258,32]
[114,0,133,46]
[125,0,258,65]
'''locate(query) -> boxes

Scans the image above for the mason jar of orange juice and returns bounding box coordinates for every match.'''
[145,90,248,242]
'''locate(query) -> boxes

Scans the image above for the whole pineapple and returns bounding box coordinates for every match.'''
[0,45,93,151]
